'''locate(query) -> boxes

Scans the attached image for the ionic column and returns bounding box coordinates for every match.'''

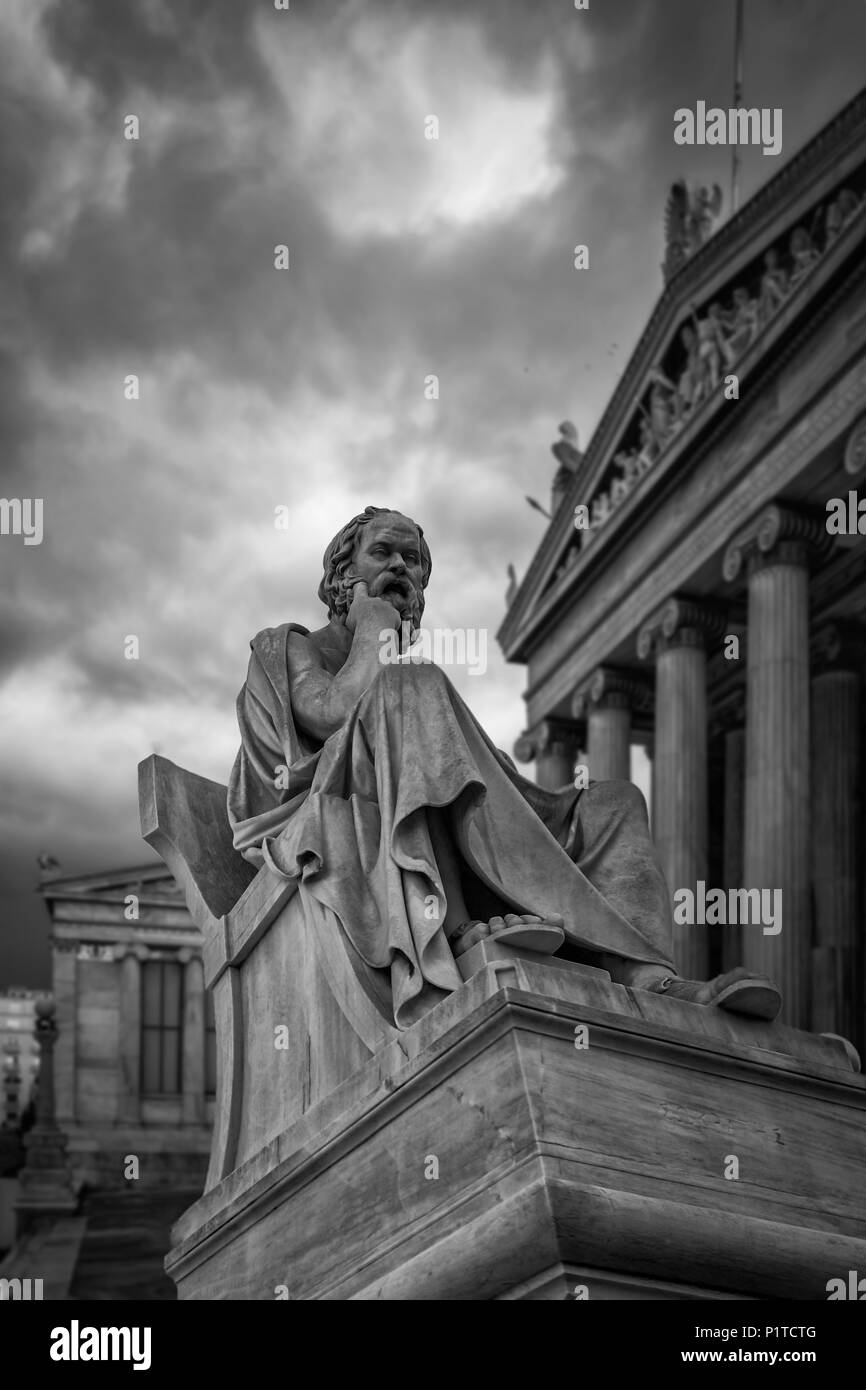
[571,668,651,783]
[117,947,146,1124]
[514,717,583,791]
[810,623,862,1044]
[723,505,830,1028]
[710,687,747,975]
[180,950,205,1125]
[638,597,724,980]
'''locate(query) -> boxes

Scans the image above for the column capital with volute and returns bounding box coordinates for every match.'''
[514,717,582,764]
[571,666,652,720]
[722,503,832,584]
[637,596,726,662]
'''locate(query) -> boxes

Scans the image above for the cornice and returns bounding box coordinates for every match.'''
[502,225,866,678]
[568,89,866,520]
[499,86,866,660]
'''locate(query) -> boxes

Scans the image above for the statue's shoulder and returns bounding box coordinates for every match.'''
[247,623,311,688]
[249,621,310,653]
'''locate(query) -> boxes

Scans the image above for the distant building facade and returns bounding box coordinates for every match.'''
[500,90,866,1050]
[39,864,213,1191]
[0,990,49,1127]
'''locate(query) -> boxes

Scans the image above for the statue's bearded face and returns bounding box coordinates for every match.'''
[347,513,425,627]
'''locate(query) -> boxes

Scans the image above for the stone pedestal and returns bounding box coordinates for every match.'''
[141,754,866,1304]
[166,892,866,1299]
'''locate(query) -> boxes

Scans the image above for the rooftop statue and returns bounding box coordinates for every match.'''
[662,180,723,282]
[550,420,583,476]
[228,506,781,1029]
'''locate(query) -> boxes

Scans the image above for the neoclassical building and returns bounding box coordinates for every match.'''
[501,88,866,1048]
[0,989,49,1127]
[38,862,213,1191]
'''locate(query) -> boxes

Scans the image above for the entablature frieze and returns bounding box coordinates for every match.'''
[561,172,866,547]
[50,902,194,929]
[500,133,866,661]
[520,355,866,729]
[51,923,202,952]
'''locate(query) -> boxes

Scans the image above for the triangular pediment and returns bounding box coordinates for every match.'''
[39,863,182,905]
[499,87,866,662]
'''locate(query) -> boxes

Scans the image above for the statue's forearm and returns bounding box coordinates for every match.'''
[305,616,388,737]
[331,619,384,710]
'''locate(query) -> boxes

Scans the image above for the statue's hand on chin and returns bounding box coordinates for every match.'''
[345,578,402,635]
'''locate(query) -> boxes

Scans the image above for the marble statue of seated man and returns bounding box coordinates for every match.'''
[228,505,781,1031]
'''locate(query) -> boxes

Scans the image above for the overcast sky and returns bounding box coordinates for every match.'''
[2,0,865,988]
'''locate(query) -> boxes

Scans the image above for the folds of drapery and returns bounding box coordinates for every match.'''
[228,625,675,1029]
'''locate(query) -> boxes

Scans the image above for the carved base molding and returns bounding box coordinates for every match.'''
[166,954,865,1301]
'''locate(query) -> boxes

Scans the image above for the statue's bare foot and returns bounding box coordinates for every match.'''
[646,966,782,1021]
[450,912,565,957]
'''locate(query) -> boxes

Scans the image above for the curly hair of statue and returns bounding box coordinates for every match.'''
[317,505,433,618]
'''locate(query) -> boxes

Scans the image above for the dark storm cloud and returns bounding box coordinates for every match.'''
[43,0,273,104]
[2,0,866,986]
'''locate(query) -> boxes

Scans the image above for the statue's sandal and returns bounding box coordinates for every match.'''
[651,973,782,1021]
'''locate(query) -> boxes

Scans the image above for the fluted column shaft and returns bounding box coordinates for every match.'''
[537,744,575,791]
[572,668,651,785]
[638,600,721,982]
[742,553,810,1026]
[724,505,832,1029]
[811,667,861,1042]
[721,726,745,975]
[653,633,709,980]
[586,697,631,782]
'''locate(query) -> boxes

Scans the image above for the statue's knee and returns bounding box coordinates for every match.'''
[586,778,649,826]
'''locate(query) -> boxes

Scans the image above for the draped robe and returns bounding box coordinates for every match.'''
[228,623,676,1029]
